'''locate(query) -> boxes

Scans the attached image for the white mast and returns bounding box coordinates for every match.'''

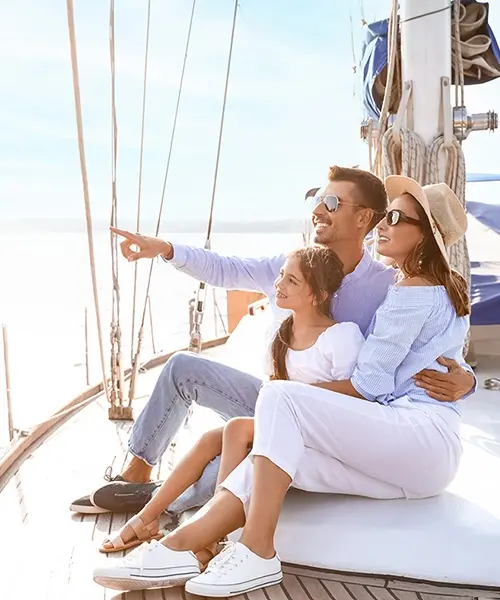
[400,0,452,146]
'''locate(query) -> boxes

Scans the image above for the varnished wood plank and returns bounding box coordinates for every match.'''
[121,591,148,599]
[142,590,165,600]
[283,564,386,587]
[322,581,359,600]
[391,590,422,600]
[183,587,209,600]
[345,583,379,600]
[368,586,401,600]
[260,584,290,600]
[387,582,500,600]
[160,587,190,600]
[299,576,336,600]
[281,574,309,598]
[243,589,270,600]
[421,595,473,600]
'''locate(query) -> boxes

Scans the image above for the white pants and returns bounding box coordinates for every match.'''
[221,380,462,508]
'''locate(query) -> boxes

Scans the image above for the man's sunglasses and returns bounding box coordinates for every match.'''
[305,194,366,213]
[384,209,421,227]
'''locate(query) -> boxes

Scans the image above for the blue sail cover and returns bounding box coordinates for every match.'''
[468,201,500,236]
[360,19,389,120]
[360,1,500,119]
[467,175,500,326]
[471,262,500,326]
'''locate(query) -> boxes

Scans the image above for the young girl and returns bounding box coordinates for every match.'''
[99,245,365,561]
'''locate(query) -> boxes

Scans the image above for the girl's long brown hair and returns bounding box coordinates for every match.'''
[270,246,344,381]
[402,195,470,317]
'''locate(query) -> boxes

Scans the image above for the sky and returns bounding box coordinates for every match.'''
[0,0,499,226]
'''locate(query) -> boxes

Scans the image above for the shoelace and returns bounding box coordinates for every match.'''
[205,542,248,577]
[103,466,117,482]
[122,541,158,576]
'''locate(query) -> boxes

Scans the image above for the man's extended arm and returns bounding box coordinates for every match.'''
[110,227,284,296]
[164,243,284,295]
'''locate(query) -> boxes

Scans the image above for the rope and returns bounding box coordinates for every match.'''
[127,0,198,405]
[130,0,152,364]
[349,9,357,77]
[108,0,125,410]
[212,289,228,337]
[189,0,239,353]
[359,0,366,26]
[451,0,471,355]
[452,0,465,112]
[426,135,470,288]
[373,0,399,176]
[66,0,110,404]
[380,128,426,181]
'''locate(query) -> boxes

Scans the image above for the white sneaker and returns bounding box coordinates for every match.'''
[185,541,282,597]
[93,539,200,591]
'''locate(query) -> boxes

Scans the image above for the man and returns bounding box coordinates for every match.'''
[71,166,475,515]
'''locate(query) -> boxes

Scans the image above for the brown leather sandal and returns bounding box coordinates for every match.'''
[99,515,163,553]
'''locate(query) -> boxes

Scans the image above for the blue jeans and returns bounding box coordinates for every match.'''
[128,351,262,515]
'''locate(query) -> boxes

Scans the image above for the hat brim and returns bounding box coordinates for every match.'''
[384,175,449,266]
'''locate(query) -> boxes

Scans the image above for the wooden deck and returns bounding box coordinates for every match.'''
[1,353,500,599]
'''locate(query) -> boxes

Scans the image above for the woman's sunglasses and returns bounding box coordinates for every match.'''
[306,194,366,213]
[384,209,421,227]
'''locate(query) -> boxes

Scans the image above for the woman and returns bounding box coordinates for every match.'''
[93,176,470,596]
[98,245,365,559]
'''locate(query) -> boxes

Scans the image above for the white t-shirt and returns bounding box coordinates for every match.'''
[264,321,366,384]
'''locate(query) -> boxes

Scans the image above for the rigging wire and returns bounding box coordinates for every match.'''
[349,10,357,76]
[127,0,199,405]
[188,0,239,353]
[109,0,126,414]
[65,0,110,404]
[359,0,367,26]
[130,0,152,365]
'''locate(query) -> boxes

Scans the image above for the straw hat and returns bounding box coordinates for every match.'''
[384,175,468,266]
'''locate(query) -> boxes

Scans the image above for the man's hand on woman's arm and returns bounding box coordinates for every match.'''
[414,357,475,402]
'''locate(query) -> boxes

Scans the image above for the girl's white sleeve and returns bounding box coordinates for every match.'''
[318,322,366,381]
